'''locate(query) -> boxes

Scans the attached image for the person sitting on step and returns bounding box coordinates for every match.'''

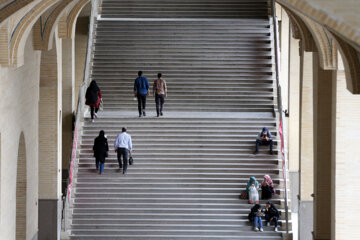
[264,201,280,232]
[254,127,273,154]
[246,176,259,204]
[261,175,275,200]
[248,204,264,232]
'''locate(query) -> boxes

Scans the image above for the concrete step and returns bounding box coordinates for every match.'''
[68,1,288,238]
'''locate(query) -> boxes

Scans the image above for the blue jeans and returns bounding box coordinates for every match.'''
[265,215,278,227]
[254,216,263,228]
[96,160,104,174]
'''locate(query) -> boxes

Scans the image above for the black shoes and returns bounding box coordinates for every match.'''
[143,111,146,116]
[160,111,163,116]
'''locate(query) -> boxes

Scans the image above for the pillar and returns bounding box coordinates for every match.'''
[331,57,360,240]
[62,38,75,172]
[313,52,336,240]
[38,30,62,240]
[279,5,290,111]
[288,34,301,213]
[298,49,314,240]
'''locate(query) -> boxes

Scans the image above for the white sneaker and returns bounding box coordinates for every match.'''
[254,227,259,232]
[260,228,264,232]
[91,119,95,123]
[94,113,98,118]
[274,227,278,232]
[266,222,270,227]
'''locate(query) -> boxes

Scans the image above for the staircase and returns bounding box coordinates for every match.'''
[69,0,289,239]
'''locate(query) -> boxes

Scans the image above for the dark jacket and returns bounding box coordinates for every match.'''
[257,127,272,140]
[248,204,262,222]
[93,134,109,163]
[134,76,150,95]
[86,80,102,107]
[265,203,279,218]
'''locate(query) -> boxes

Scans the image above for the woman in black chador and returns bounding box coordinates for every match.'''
[93,130,109,174]
[86,80,102,122]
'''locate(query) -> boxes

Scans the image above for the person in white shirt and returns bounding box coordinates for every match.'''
[114,127,132,174]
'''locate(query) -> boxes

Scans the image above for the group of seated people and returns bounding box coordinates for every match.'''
[245,127,279,232]
[245,175,279,232]
[248,202,280,232]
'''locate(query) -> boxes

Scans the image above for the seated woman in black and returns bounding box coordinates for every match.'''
[261,174,275,200]
[264,201,280,232]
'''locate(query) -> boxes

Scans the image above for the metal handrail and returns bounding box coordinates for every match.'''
[62,0,100,232]
[271,0,290,235]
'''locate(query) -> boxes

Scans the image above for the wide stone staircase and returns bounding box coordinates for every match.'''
[68,0,290,239]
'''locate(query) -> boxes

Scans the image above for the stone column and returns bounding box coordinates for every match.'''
[298,49,314,240]
[331,58,360,240]
[38,31,62,240]
[62,38,75,171]
[279,6,290,111]
[288,34,301,213]
[313,52,335,240]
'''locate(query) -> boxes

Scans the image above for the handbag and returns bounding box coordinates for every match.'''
[99,100,104,111]
[129,154,134,165]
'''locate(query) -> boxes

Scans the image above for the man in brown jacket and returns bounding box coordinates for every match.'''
[153,73,167,117]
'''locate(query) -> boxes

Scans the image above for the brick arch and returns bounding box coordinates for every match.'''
[33,0,79,51]
[0,0,36,24]
[329,31,360,94]
[16,132,27,240]
[281,5,337,70]
[297,14,337,70]
[65,0,90,39]
[276,0,360,49]
[283,6,315,52]
[9,0,60,67]
[280,3,360,94]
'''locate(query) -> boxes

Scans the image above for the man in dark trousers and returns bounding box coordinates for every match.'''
[254,127,273,154]
[114,127,133,174]
[134,71,150,117]
[153,73,167,117]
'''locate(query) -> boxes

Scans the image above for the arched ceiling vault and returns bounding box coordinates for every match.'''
[278,2,360,94]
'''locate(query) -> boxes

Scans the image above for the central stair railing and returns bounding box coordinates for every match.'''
[62,0,100,232]
[271,0,290,235]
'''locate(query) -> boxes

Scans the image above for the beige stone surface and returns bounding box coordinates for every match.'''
[299,50,314,201]
[333,63,360,240]
[74,18,88,109]
[313,52,335,239]
[0,30,40,240]
[288,35,300,172]
[62,38,74,170]
[38,31,62,200]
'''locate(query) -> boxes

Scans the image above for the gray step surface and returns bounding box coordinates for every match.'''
[69,0,290,239]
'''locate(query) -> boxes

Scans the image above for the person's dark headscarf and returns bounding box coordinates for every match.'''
[98,130,105,139]
[89,80,100,91]
[266,201,276,209]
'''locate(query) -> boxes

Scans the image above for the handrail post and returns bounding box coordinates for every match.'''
[271,0,290,235]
